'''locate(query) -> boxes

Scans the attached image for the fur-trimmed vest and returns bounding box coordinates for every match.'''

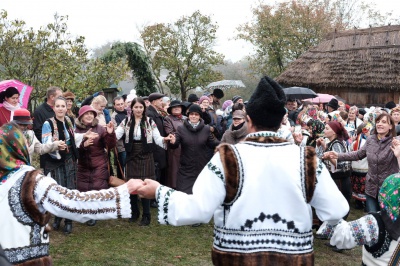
[0,167,52,265]
[211,133,318,266]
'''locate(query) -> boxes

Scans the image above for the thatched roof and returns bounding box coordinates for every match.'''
[276,25,400,91]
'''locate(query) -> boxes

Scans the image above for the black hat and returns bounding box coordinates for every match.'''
[246,76,286,128]
[327,98,339,110]
[142,96,149,101]
[148,93,165,102]
[358,108,366,116]
[167,100,186,115]
[385,101,396,110]
[187,104,202,115]
[188,94,199,103]
[211,88,224,99]
[232,95,242,103]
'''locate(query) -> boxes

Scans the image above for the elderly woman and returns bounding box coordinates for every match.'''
[0,87,20,126]
[75,105,116,226]
[115,97,174,226]
[63,91,77,122]
[164,100,186,189]
[42,97,79,234]
[170,104,220,194]
[221,110,248,144]
[0,122,141,265]
[327,113,400,212]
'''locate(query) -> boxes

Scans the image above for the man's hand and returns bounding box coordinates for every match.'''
[137,179,160,199]
[125,179,145,194]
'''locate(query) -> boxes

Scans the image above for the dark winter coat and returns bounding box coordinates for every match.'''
[33,102,55,142]
[75,118,116,192]
[170,119,219,194]
[164,114,186,188]
[221,122,248,144]
[338,134,400,198]
[146,105,167,169]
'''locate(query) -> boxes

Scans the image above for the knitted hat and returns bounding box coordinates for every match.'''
[188,94,199,103]
[385,101,397,110]
[199,96,209,104]
[63,91,76,101]
[211,88,224,99]
[246,76,286,128]
[148,93,165,102]
[167,100,186,115]
[327,99,339,110]
[232,95,242,103]
[187,104,202,115]
[78,105,97,120]
[13,108,32,125]
[222,100,233,111]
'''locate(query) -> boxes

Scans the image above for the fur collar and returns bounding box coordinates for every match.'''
[75,117,99,129]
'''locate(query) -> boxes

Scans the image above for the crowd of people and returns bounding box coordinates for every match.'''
[0,78,400,265]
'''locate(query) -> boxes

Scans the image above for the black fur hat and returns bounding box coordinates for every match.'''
[211,88,224,99]
[385,101,396,110]
[188,94,199,103]
[187,104,202,115]
[246,76,286,129]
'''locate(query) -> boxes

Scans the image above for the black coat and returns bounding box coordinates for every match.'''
[170,119,219,194]
[33,102,55,142]
[146,105,167,169]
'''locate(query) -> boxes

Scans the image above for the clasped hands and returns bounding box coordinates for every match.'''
[125,179,160,199]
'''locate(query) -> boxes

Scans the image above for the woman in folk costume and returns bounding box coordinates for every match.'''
[41,97,79,234]
[0,87,20,127]
[0,122,141,265]
[115,97,174,226]
[323,172,400,266]
[349,122,372,210]
[163,100,186,189]
[137,76,348,265]
[75,105,117,226]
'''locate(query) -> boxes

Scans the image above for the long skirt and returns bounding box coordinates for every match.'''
[350,171,367,201]
[44,152,77,189]
[125,142,155,180]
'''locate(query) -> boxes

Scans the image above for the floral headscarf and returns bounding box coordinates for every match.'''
[0,123,30,184]
[310,119,325,137]
[378,173,400,222]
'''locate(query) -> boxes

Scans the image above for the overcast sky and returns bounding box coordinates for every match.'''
[1,0,399,62]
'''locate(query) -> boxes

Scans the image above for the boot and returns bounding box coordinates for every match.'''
[53,217,62,230]
[64,220,72,234]
[129,212,140,223]
[139,215,151,226]
[86,219,96,226]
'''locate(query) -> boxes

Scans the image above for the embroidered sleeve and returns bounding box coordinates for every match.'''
[330,142,350,171]
[115,124,125,140]
[41,121,60,160]
[34,174,131,222]
[151,120,166,149]
[155,152,226,226]
[330,214,379,249]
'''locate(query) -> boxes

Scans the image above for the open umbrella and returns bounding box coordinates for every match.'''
[303,93,335,103]
[206,80,246,90]
[283,87,317,100]
[0,80,33,108]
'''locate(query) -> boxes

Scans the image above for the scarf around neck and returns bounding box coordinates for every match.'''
[2,101,20,122]
[156,106,168,118]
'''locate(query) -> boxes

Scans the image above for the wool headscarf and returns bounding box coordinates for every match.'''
[327,121,349,141]
[0,123,30,184]
[379,173,400,222]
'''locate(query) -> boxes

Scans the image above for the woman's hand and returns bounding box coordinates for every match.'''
[316,137,326,150]
[164,134,175,144]
[57,140,67,150]
[106,121,114,134]
[391,138,400,157]
[292,132,303,144]
[84,138,94,147]
[83,128,99,140]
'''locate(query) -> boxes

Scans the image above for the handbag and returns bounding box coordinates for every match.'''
[108,175,125,187]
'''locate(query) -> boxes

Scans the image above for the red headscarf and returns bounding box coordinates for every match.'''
[328,121,349,141]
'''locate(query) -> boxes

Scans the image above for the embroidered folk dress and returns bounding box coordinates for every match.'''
[155,131,349,265]
[0,165,131,265]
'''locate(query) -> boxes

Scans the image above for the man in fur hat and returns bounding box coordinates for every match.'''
[210,88,224,110]
[137,76,349,265]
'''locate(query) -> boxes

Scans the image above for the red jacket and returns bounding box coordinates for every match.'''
[75,118,116,192]
[0,106,11,127]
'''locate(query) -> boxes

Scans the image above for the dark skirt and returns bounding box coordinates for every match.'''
[44,152,77,189]
[125,142,155,180]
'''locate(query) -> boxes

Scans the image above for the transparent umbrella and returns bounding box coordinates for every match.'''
[206,80,246,90]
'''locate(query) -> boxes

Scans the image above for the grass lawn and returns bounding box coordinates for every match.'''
[50,201,365,266]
